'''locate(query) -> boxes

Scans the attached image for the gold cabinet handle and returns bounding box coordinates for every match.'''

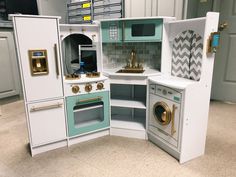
[218,22,228,31]
[30,103,63,112]
[171,104,177,135]
[54,43,60,77]
[77,96,102,104]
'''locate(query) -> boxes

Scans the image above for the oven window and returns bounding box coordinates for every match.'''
[131,24,155,37]
[73,101,104,128]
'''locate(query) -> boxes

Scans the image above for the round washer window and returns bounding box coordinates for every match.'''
[153,102,172,125]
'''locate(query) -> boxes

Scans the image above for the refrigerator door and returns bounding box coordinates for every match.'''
[13,16,63,102]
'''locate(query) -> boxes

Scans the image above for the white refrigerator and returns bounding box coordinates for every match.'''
[12,15,67,155]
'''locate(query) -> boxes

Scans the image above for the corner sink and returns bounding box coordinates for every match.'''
[116,69,145,73]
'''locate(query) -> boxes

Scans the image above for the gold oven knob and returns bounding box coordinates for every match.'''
[85,84,92,92]
[97,83,104,90]
[72,85,80,94]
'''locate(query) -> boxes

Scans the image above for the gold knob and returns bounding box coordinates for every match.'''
[72,85,80,94]
[97,83,104,90]
[85,84,92,92]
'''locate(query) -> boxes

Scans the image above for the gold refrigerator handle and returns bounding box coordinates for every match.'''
[54,44,60,77]
[171,104,177,136]
[30,103,63,112]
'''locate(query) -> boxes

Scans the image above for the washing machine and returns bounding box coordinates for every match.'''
[148,83,182,153]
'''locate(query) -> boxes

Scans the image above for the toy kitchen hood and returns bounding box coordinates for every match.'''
[11,12,219,163]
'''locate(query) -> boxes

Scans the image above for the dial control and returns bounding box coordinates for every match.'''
[97,82,104,90]
[72,85,80,94]
[85,84,92,92]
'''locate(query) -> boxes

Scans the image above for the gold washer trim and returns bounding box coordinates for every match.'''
[153,101,172,125]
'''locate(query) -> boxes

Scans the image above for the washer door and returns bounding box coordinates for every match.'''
[153,101,172,125]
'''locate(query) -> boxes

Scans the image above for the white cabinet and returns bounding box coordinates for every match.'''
[125,0,184,19]
[27,99,66,146]
[0,31,21,99]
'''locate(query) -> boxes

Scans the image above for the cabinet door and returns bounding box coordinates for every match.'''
[13,16,63,102]
[101,21,123,43]
[125,0,147,17]
[27,99,66,146]
[0,32,21,99]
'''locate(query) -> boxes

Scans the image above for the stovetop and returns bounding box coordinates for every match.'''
[65,72,101,80]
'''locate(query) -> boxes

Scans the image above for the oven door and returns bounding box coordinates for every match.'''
[66,91,110,137]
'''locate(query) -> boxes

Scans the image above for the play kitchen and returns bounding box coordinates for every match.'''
[12,12,220,163]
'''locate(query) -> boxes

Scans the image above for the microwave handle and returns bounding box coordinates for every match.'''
[122,21,125,42]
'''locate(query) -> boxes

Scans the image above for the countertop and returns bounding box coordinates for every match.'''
[103,68,161,78]
[0,20,13,28]
[149,74,197,90]
[64,74,108,84]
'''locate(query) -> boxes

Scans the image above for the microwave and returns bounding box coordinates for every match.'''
[124,19,163,42]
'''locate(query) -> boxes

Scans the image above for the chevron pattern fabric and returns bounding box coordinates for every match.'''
[171,30,203,81]
[190,33,203,81]
[171,30,193,79]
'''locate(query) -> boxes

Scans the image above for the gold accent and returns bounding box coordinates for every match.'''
[85,83,92,92]
[117,50,144,73]
[30,103,62,112]
[86,72,100,78]
[78,96,102,104]
[153,102,171,125]
[218,22,228,31]
[97,83,104,90]
[54,44,60,77]
[28,49,49,76]
[72,85,80,94]
[171,104,177,135]
[65,74,81,80]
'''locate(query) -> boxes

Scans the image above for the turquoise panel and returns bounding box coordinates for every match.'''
[124,19,163,42]
[66,91,110,137]
[101,21,122,43]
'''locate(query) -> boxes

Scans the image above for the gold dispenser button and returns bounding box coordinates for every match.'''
[72,85,80,94]
[85,84,92,92]
[97,83,104,90]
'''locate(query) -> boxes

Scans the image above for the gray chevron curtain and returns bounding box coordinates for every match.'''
[171,30,203,81]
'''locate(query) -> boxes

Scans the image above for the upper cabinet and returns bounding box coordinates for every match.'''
[101,19,163,43]
[124,0,184,20]
[101,20,123,43]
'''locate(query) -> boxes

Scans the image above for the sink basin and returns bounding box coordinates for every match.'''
[116,69,145,73]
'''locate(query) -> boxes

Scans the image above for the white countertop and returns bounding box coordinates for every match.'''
[103,68,161,77]
[149,74,198,90]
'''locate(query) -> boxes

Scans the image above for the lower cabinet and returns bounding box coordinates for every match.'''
[27,99,66,147]
[0,31,21,99]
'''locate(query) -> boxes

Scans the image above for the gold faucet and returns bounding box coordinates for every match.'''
[130,49,136,68]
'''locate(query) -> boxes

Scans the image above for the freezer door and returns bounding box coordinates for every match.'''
[27,99,66,147]
[13,16,63,102]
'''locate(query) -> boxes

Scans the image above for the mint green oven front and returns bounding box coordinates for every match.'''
[66,91,110,137]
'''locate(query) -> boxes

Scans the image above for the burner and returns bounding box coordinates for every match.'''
[65,73,81,80]
[86,72,100,78]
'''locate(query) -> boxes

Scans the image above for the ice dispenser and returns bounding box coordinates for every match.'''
[28,49,49,76]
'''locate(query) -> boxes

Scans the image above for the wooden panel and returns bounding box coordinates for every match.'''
[158,0,175,17]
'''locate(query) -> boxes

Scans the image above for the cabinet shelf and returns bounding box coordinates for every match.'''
[111,98,146,109]
[111,115,145,131]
